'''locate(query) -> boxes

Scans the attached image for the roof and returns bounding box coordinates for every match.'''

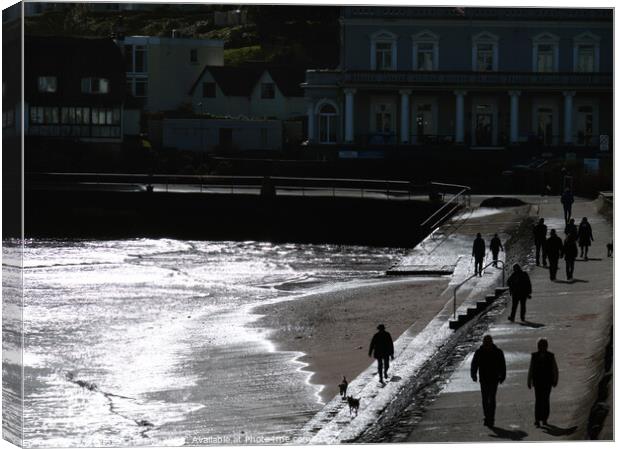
[189,65,306,98]
[24,35,125,105]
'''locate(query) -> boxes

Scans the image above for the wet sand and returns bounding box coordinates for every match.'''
[252,277,450,403]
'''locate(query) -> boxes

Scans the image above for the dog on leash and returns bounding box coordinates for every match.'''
[338,376,348,399]
[607,242,613,257]
[347,396,360,417]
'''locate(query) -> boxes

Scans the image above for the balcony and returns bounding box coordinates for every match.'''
[342,71,612,89]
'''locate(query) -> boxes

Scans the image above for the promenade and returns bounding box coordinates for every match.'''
[405,196,613,442]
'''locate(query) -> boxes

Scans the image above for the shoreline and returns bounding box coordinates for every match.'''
[250,276,451,404]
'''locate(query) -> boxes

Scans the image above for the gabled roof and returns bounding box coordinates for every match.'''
[189,65,306,98]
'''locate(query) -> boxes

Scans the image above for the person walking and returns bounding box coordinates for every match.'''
[533,218,548,266]
[472,233,486,277]
[560,187,574,224]
[564,218,577,237]
[507,263,532,322]
[544,230,564,281]
[489,234,504,268]
[563,231,578,281]
[368,324,394,383]
[471,335,506,427]
[577,217,594,260]
[527,338,559,427]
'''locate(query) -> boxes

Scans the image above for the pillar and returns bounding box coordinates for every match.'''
[454,90,467,143]
[306,100,315,143]
[399,89,411,144]
[563,91,575,144]
[509,90,521,144]
[344,88,356,143]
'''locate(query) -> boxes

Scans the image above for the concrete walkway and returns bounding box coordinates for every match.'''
[405,196,613,442]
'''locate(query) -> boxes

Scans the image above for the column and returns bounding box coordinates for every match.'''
[563,91,575,144]
[508,90,521,144]
[454,90,467,143]
[344,88,356,143]
[306,100,315,143]
[399,89,411,144]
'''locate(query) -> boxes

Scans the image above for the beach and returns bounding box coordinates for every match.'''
[253,277,451,403]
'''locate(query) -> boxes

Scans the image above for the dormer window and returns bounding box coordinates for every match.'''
[533,33,559,72]
[38,76,57,93]
[412,31,439,71]
[573,32,600,72]
[81,78,110,94]
[371,31,397,70]
[472,32,499,72]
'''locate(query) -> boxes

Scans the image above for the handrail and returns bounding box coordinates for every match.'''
[452,260,505,319]
[420,182,471,230]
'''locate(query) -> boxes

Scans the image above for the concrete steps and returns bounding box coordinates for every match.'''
[449,287,509,330]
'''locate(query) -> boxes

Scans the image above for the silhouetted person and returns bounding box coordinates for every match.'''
[471,335,506,427]
[564,218,577,237]
[472,233,486,277]
[607,242,613,257]
[527,338,559,427]
[577,217,594,260]
[563,232,578,281]
[368,324,394,383]
[544,230,563,281]
[338,376,348,399]
[489,234,504,268]
[560,188,574,224]
[507,263,532,322]
[533,218,548,266]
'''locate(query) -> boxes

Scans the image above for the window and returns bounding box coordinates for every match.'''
[318,103,338,144]
[125,45,147,73]
[472,32,498,72]
[190,48,198,63]
[38,76,57,93]
[371,31,397,71]
[412,31,439,71]
[134,79,148,98]
[202,82,216,98]
[30,106,59,124]
[532,33,559,72]
[261,83,275,99]
[573,33,600,72]
[3,109,14,128]
[81,78,110,94]
[576,44,595,72]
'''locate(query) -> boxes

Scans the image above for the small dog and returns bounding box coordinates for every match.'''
[347,396,360,417]
[338,376,348,399]
[607,242,613,257]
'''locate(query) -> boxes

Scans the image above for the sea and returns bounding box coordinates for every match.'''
[3,238,407,447]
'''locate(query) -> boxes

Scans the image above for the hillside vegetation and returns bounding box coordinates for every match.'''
[24,4,340,68]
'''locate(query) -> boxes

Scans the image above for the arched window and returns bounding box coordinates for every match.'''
[370,31,397,71]
[318,103,338,144]
[412,31,439,71]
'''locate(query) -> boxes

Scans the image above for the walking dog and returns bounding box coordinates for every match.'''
[346,396,360,417]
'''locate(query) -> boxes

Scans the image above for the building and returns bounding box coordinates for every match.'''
[303,7,612,153]
[188,65,307,120]
[22,35,126,144]
[118,35,224,113]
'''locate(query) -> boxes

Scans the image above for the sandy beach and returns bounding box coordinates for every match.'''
[253,277,450,403]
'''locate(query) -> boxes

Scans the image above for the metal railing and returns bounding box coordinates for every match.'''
[420,182,471,232]
[452,260,505,319]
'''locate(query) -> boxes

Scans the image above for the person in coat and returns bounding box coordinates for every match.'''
[471,335,506,427]
[472,233,486,277]
[564,218,577,237]
[563,231,578,281]
[489,234,504,268]
[506,263,532,322]
[544,229,564,281]
[368,324,394,383]
[577,217,594,260]
[527,338,559,427]
[560,188,574,224]
[533,218,548,266]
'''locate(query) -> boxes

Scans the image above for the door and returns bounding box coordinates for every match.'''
[576,105,593,145]
[475,113,493,146]
[536,108,553,145]
[416,104,433,143]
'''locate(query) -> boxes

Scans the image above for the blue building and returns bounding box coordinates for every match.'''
[303,7,612,152]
